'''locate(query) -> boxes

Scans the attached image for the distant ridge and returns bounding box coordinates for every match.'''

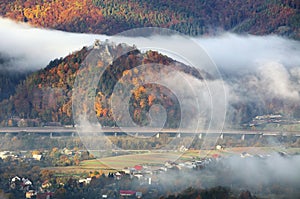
[0,0,299,39]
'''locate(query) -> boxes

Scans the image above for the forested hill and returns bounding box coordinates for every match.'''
[0,53,30,101]
[0,0,299,39]
[0,41,203,127]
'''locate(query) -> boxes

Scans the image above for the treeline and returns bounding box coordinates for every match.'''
[0,0,299,39]
[0,133,85,151]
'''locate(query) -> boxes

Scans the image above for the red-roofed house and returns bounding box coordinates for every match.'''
[120,190,136,197]
[134,165,143,171]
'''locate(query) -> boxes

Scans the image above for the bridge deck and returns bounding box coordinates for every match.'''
[0,127,299,136]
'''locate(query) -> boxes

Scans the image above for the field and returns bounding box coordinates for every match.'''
[82,152,179,169]
[44,147,300,177]
[46,151,183,176]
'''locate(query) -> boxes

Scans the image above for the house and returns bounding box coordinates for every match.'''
[179,145,188,152]
[11,176,21,182]
[179,161,196,169]
[158,167,167,172]
[134,165,143,171]
[114,172,122,180]
[120,190,136,197]
[0,151,13,159]
[22,178,33,191]
[41,180,52,189]
[26,190,37,199]
[122,168,131,174]
[22,178,33,186]
[240,152,252,158]
[133,173,143,180]
[33,154,43,161]
[63,148,73,156]
[78,178,92,184]
[10,176,22,190]
[164,161,176,168]
[164,161,179,170]
[215,145,223,150]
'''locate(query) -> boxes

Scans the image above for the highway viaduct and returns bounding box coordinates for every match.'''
[0,127,300,140]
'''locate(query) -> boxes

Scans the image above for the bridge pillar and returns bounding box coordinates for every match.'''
[50,132,53,138]
[71,133,75,137]
[156,133,160,138]
[220,133,223,140]
[114,132,117,137]
[135,132,139,137]
[241,134,245,141]
[177,133,181,138]
[198,133,202,139]
[259,134,263,139]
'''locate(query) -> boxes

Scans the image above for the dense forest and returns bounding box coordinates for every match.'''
[0,42,203,127]
[0,71,27,101]
[0,54,29,101]
[0,0,299,39]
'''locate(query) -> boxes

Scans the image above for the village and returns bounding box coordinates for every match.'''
[1,113,300,199]
[0,146,220,199]
[1,142,297,199]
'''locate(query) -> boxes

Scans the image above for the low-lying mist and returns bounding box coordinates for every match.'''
[158,154,300,198]
[2,16,300,128]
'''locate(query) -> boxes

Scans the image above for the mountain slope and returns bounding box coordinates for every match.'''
[0,53,29,101]
[1,40,300,128]
[0,0,299,39]
[0,71,27,101]
[0,41,203,127]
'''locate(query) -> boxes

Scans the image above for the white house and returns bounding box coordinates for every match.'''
[33,154,43,161]
[78,178,92,184]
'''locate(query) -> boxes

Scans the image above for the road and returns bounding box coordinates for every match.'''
[0,127,299,136]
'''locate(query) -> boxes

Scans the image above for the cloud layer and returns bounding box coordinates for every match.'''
[1,17,300,125]
[0,17,107,71]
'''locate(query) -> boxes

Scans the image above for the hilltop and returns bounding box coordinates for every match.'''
[1,39,300,129]
[0,41,203,127]
[0,0,299,39]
